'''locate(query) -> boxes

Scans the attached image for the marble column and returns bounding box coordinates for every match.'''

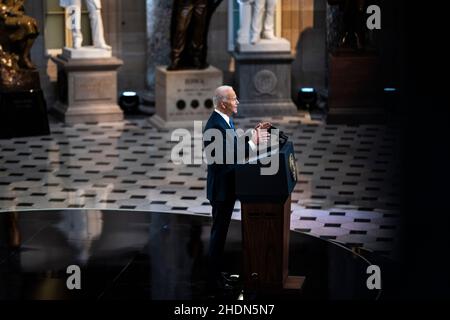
[145,0,173,103]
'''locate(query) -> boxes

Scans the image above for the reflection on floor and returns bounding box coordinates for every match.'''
[0,210,381,300]
[0,114,402,258]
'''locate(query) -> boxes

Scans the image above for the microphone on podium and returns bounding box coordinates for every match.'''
[268,125,289,147]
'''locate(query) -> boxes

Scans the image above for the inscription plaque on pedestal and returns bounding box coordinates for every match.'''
[51,56,124,124]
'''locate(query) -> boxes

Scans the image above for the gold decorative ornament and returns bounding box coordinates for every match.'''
[0,0,39,90]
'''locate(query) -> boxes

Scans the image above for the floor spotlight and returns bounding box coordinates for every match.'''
[119,91,140,114]
[298,87,317,110]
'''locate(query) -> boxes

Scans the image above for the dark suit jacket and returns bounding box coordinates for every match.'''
[203,111,250,203]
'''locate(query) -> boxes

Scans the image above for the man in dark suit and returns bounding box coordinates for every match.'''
[203,85,271,295]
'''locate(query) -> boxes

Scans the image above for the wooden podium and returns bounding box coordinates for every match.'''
[236,141,305,293]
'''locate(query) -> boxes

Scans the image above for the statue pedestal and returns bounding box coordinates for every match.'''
[62,47,112,59]
[148,66,223,129]
[327,51,385,124]
[51,55,123,124]
[236,38,291,53]
[232,50,298,118]
[0,78,50,139]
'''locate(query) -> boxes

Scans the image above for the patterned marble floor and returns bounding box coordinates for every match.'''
[0,113,402,258]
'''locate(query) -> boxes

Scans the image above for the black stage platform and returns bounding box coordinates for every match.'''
[0,210,382,300]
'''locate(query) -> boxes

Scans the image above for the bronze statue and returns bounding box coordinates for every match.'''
[328,0,366,50]
[0,0,39,89]
[168,0,223,70]
[0,0,39,69]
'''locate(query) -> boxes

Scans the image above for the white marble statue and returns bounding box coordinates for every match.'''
[60,0,111,50]
[237,0,277,45]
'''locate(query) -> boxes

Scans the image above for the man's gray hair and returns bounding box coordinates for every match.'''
[213,85,233,108]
